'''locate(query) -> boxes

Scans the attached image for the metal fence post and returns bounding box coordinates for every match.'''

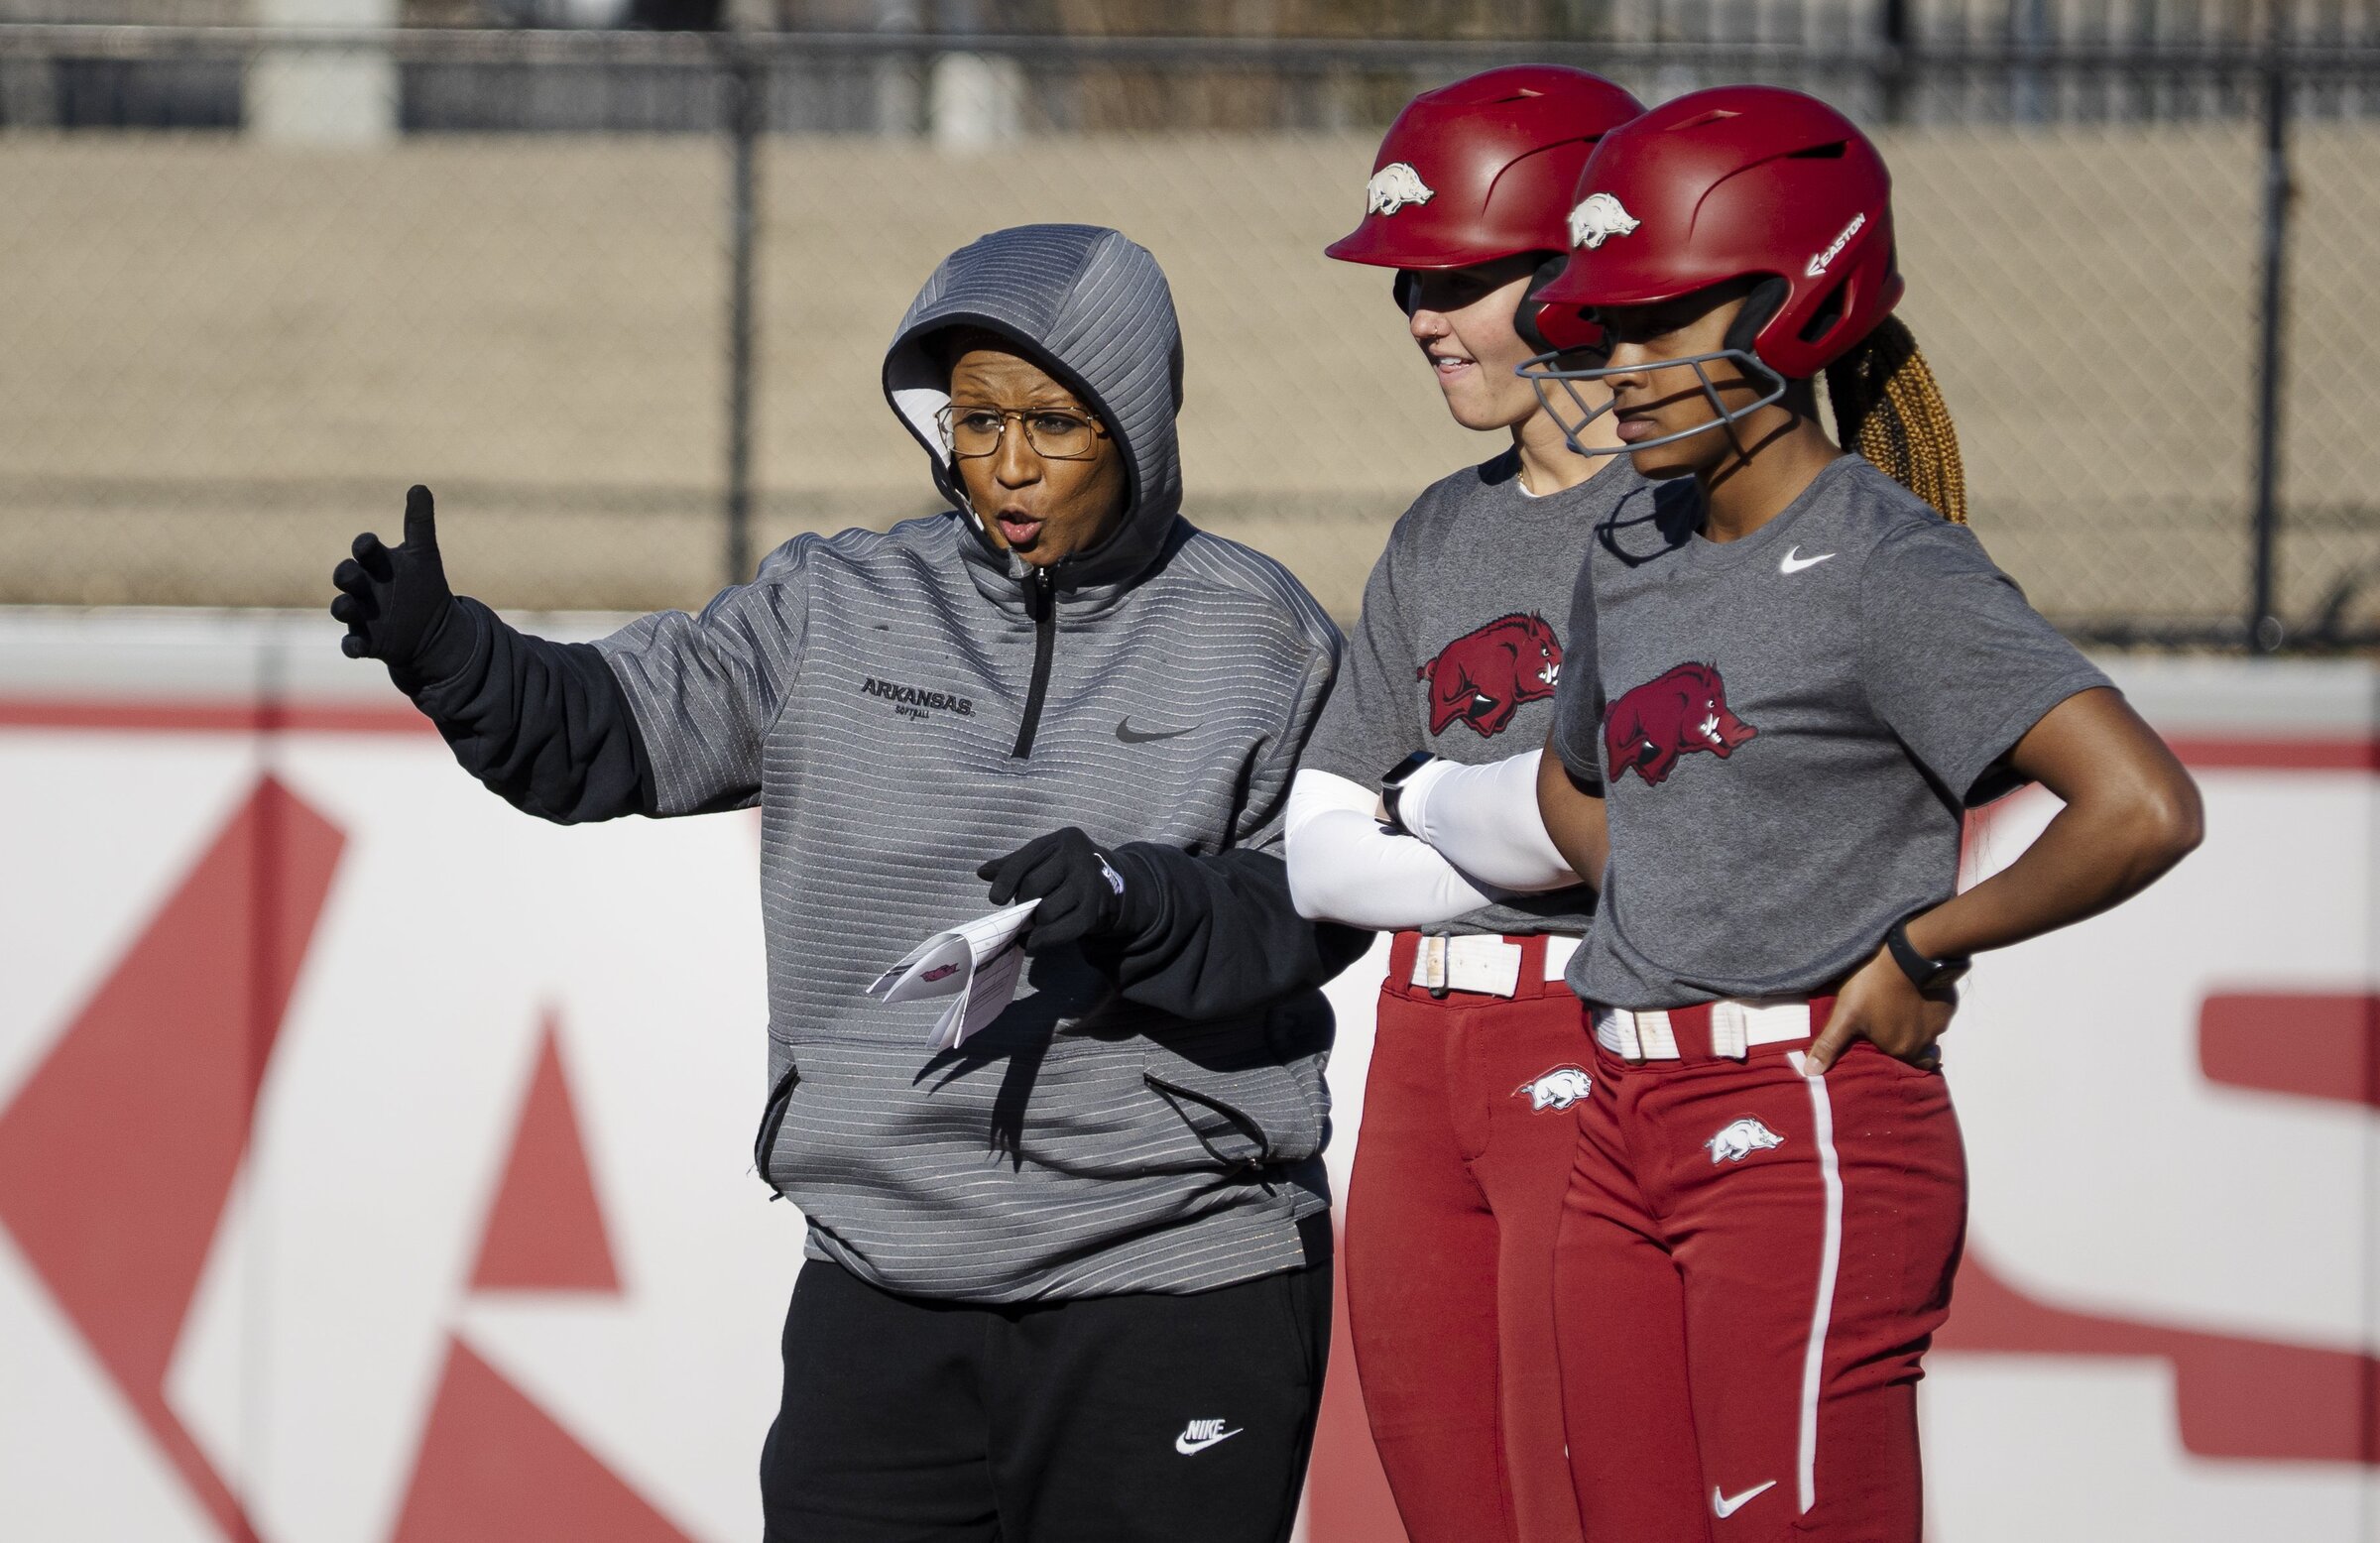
[2008,0,2048,123]
[1878,0,1912,124]
[723,45,762,588]
[2249,54,2292,653]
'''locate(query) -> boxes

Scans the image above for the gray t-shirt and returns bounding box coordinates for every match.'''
[1551,454,2111,1009]
[1305,449,1643,936]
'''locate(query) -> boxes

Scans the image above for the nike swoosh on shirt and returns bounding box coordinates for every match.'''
[1175,1427,1243,1455]
[1713,1480,1777,1518]
[1117,718,1196,744]
[1779,546,1836,574]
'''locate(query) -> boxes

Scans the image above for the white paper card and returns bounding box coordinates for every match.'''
[867,899,1039,1051]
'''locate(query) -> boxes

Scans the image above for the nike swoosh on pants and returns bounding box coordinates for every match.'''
[1713,1479,1777,1518]
[1175,1428,1243,1455]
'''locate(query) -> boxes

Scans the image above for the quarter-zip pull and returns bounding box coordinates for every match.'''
[1011,565,1056,759]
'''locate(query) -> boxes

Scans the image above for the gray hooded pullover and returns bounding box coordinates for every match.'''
[395,225,1351,1302]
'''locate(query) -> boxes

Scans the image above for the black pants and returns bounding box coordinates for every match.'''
[760,1255,1331,1543]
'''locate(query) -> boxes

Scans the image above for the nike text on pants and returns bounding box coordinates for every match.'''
[1343,932,1594,1543]
[1558,1005,1966,1543]
[761,1251,1330,1543]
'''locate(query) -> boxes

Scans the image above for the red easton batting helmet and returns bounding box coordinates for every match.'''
[1520,85,1904,452]
[1326,64,1643,353]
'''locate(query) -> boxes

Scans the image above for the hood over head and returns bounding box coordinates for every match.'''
[884,224,1186,599]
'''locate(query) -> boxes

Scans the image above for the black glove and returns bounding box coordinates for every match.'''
[978,828,1155,955]
[331,484,467,679]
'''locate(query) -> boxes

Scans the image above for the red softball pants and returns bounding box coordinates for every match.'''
[1558,1000,1967,1543]
[1342,931,1595,1543]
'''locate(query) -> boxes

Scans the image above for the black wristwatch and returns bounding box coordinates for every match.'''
[1884,917,1969,993]
[1378,751,1438,834]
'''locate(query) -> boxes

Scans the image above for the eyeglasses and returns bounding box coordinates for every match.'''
[938,404,1106,462]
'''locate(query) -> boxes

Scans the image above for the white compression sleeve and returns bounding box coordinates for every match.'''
[1393,750,1579,892]
[1284,768,1501,929]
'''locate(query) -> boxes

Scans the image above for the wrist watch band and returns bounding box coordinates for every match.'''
[1378,751,1437,835]
[1884,918,1969,993]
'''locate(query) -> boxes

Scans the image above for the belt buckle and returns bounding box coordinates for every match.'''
[1709,1000,1750,1061]
[1607,1008,1647,1066]
[1421,935,1450,999]
[1445,936,1523,999]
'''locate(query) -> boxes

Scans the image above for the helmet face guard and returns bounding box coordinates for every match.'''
[1516,345,1788,458]
[1515,276,1790,457]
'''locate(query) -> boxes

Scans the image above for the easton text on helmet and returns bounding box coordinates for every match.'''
[1806,212,1867,279]
[1568,192,1641,250]
[1366,162,1437,216]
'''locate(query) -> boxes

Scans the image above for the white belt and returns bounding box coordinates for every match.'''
[1409,934,1580,999]
[1591,999,1817,1062]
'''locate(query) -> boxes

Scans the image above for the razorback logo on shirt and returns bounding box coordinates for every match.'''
[1604,662,1756,785]
[1417,613,1562,738]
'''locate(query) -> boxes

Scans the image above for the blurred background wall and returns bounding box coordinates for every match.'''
[0,0,2375,645]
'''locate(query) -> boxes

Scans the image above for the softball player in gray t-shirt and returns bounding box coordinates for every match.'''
[1397,88,2202,1541]
[1283,65,1643,1543]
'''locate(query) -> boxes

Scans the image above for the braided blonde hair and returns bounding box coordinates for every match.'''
[1823,316,1967,524]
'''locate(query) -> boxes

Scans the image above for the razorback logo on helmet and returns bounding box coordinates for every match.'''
[1366,162,1436,216]
[1567,191,1641,250]
[1417,613,1562,738]
[1806,211,1867,279]
[1516,1066,1593,1112]
[1603,662,1757,785]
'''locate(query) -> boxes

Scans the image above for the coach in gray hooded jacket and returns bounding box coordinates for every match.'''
[330,224,1360,1542]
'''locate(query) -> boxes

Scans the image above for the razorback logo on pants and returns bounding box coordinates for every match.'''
[1604,661,1757,786]
[1417,613,1562,738]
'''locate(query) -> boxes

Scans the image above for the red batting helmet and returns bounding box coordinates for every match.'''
[1541,84,1901,379]
[1520,85,1903,452]
[1326,64,1643,352]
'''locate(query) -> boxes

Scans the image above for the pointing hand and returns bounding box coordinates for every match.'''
[331,484,463,677]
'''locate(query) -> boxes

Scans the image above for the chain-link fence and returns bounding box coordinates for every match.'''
[0,20,2375,648]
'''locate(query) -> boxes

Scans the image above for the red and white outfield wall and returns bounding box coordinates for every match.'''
[1,607,2374,1543]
